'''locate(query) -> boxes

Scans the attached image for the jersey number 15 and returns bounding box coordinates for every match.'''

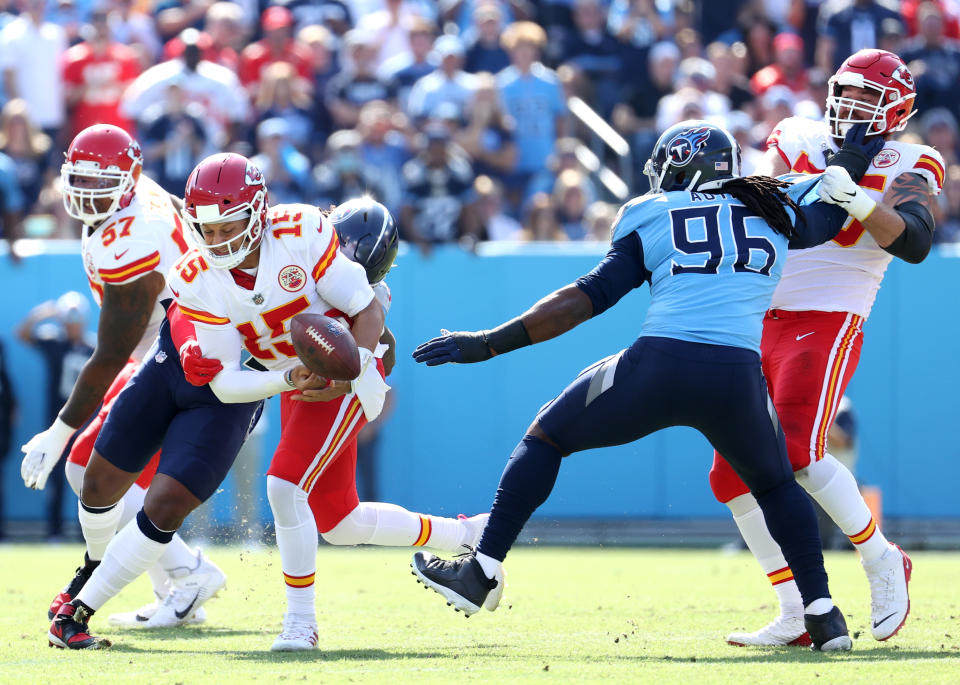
[670,205,777,276]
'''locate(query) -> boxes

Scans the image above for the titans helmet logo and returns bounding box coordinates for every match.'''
[666,127,712,167]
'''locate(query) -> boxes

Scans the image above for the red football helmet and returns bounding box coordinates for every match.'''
[826,49,917,139]
[183,153,269,269]
[61,124,142,225]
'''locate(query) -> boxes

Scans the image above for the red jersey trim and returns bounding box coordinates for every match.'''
[98,251,161,283]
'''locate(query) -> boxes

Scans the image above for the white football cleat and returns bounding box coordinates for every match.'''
[727,615,812,647]
[107,592,207,628]
[456,513,490,553]
[271,613,319,651]
[134,550,226,628]
[863,543,912,640]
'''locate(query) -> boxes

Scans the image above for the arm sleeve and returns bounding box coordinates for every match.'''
[574,232,650,317]
[884,200,935,264]
[194,323,290,403]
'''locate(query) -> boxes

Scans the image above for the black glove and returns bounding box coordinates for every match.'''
[412,329,492,366]
[826,122,885,182]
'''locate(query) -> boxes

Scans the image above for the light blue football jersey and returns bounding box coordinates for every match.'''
[611,175,823,353]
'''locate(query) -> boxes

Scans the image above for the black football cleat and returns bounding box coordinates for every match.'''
[48,600,109,650]
[48,554,99,620]
[805,606,853,652]
[411,551,503,617]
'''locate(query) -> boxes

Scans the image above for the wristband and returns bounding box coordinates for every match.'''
[283,368,296,387]
[51,416,77,441]
[484,318,532,355]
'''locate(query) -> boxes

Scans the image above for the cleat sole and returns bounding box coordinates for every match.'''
[409,561,481,616]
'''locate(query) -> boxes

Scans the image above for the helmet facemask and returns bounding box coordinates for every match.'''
[826,72,917,140]
[187,188,266,270]
[61,160,136,225]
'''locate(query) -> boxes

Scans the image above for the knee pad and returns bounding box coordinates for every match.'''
[795,453,840,493]
[319,505,370,545]
[65,461,85,497]
[267,475,310,528]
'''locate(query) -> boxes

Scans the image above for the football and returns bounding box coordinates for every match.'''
[290,313,362,381]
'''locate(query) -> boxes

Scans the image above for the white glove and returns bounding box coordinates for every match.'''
[21,417,76,490]
[351,347,390,421]
[818,166,877,222]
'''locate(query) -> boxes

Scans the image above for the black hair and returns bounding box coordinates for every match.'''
[713,175,802,240]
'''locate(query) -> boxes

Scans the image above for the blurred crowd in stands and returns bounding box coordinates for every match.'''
[2,0,960,252]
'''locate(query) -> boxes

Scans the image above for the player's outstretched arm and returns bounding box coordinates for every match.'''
[412,285,594,366]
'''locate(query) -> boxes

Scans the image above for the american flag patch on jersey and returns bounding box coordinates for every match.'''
[715,161,729,171]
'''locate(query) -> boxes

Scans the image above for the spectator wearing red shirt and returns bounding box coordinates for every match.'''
[750,32,809,97]
[62,9,141,137]
[161,1,244,73]
[902,0,960,39]
[238,6,312,99]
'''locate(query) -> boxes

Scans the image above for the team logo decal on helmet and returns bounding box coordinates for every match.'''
[666,127,712,167]
[278,265,306,292]
[245,161,264,187]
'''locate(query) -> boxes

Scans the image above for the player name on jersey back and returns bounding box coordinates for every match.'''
[767,116,944,317]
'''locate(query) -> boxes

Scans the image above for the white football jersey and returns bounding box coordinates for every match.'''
[169,204,376,372]
[766,116,944,317]
[80,174,190,360]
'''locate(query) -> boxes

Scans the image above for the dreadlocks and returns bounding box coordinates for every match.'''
[710,176,803,240]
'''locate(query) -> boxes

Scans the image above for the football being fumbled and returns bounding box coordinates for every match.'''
[290,313,361,380]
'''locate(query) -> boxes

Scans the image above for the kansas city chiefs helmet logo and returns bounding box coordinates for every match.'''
[245,162,264,186]
[666,127,712,167]
[891,64,914,90]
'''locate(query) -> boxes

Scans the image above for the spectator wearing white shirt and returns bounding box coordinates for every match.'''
[356,0,430,70]
[0,0,67,137]
[121,28,250,148]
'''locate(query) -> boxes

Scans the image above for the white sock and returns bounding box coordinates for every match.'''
[159,534,199,574]
[475,552,501,580]
[805,597,834,616]
[320,502,468,551]
[76,514,170,611]
[797,454,889,562]
[78,499,124,562]
[267,476,317,620]
[727,493,804,617]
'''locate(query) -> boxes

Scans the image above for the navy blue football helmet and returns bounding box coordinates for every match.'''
[329,197,399,284]
[644,120,742,193]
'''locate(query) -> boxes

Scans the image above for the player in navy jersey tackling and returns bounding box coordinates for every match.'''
[410,120,882,652]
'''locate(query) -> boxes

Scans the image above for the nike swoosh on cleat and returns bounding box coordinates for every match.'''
[874,612,897,628]
[174,593,200,620]
[795,332,815,340]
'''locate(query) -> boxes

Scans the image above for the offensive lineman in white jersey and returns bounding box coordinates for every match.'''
[19,124,227,629]
[709,50,944,646]
[172,155,486,650]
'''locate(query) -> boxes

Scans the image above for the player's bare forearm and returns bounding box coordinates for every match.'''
[864,173,933,248]
[517,285,594,346]
[351,298,386,355]
[59,272,164,427]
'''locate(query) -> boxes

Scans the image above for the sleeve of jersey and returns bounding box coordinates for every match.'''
[609,194,662,242]
[575,233,650,317]
[765,119,796,169]
[310,224,375,317]
[171,273,231,328]
[96,240,162,285]
[373,281,392,315]
[911,149,946,195]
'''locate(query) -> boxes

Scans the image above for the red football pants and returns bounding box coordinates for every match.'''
[267,361,384,532]
[709,310,864,503]
[67,360,159,489]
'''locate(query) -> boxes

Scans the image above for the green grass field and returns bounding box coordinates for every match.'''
[2,544,958,684]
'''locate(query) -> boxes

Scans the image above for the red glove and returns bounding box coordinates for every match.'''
[179,341,223,386]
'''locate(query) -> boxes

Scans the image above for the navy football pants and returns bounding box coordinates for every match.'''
[479,336,829,605]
